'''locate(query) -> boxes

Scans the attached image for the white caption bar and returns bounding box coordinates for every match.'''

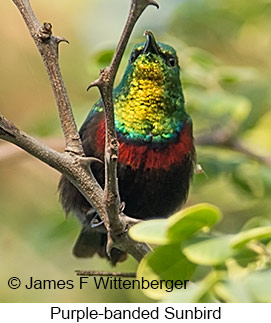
[1,303,270,323]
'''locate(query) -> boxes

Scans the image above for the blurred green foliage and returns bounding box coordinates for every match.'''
[0,0,270,302]
[130,204,271,302]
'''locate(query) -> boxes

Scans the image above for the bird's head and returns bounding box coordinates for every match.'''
[114,31,186,142]
[124,31,180,87]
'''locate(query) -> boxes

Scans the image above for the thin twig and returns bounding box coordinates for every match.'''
[0,114,106,218]
[12,0,83,155]
[88,0,159,248]
[231,140,271,166]
[2,133,269,167]
[1,0,153,263]
[0,114,151,262]
[0,138,64,164]
[196,129,271,166]
[75,270,136,278]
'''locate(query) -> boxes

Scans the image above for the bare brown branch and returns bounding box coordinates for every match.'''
[230,141,271,166]
[1,113,152,262]
[196,129,271,166]
[12,0,83,155]
[2,133,269,168]
[0,138,64,165]
[88,0,159,247]
[7,0,266,268]
[0,114,106,219]
[1,0,154,264]
[75,270,136,278]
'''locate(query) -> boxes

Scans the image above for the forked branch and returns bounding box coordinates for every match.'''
[88,0,159,238]
[0,0,157,262]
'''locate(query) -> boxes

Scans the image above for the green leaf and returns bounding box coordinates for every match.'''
[137,245,196,300]
[245,270,271,302]
[215,270,271,303]
[231,226,271,249]
[214,281,252,303]
[163,271,221,303]
[186,88,251,123]
[241,216,271,231]
[233,247,259,268]
[182,235,234,265]
[130,204,222,245]
[238,83,271,133]
[92,49,114,68]
[168,203,222,242]
[192,154,247,181]
[129,219,169,245]
[189,48,218,69]
[218,66,259,85]
[231,163,269,198]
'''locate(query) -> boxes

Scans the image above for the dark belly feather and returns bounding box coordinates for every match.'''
[58,112,195,263]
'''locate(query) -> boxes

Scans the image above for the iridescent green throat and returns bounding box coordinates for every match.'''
[114,53,186,143]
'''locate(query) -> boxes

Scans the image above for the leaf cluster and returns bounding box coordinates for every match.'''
[130,204,271,302]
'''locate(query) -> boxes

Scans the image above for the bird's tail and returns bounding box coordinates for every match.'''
[73,227,127,265]
[59,175,127,265]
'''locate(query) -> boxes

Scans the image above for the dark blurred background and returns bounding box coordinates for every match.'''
[0,0,270,302]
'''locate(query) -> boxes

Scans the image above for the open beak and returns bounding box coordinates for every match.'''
[143,30,160,55]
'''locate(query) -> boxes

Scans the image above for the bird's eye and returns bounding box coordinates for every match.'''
[168,57,176,67]
[129,51,139,64]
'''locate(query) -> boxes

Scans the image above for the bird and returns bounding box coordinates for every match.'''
[58,31,195,265]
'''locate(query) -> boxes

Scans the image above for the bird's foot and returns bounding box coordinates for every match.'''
[119,201,126,213]
[89,212,104,229]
